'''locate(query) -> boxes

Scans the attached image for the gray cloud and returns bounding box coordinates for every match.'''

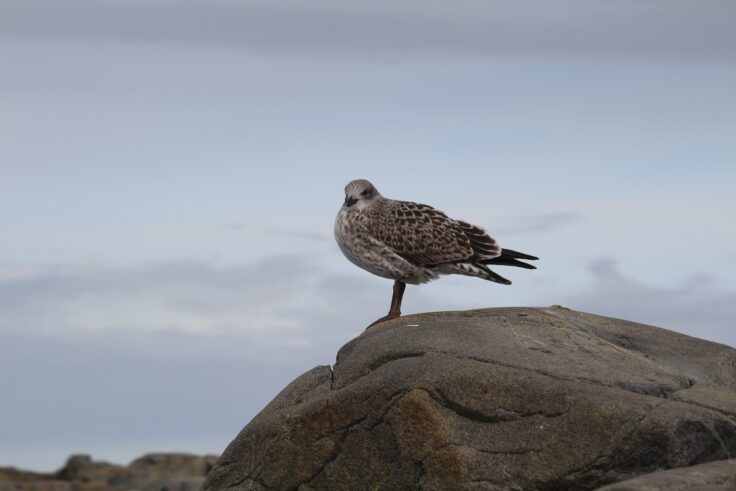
[226,222,330,242]
[0,254,463,356]
[1,0,734,61]
[0,256,319,332]
[492,211,584,235]
[563,257,736,347]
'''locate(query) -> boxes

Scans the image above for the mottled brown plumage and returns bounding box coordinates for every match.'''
[334,179,538,326]
[364,200,501,267]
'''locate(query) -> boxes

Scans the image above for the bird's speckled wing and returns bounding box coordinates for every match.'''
[363,200,500,266]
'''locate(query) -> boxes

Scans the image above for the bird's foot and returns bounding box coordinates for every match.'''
[366,312,400,330]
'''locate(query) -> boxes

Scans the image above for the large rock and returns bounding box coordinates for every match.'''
[204,306,736,490]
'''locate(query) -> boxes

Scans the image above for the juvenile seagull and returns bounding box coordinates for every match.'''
[334,179,538,327]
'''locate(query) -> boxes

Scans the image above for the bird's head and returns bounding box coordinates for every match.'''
[343,179,381,211]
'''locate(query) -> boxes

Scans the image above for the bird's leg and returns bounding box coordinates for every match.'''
[367,280,406,329]
[389,280,406,316]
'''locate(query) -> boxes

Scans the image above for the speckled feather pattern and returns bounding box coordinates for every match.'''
[335,194,503,285]
[364,200,500,265]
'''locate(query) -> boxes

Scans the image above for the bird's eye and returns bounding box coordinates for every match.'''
[361,190,369,196]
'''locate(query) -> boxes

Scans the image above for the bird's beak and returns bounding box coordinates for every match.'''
[344,196,358,208]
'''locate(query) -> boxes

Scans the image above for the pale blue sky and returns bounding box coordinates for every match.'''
[1,0,735,471]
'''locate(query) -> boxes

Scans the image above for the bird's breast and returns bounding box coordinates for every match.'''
[334,209,363,261]
[334,209,398,280]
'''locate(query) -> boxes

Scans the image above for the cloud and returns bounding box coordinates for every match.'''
[226,222,330,242]
[492,211,584,235]
[0,254,451,352]
[1,0,734,62]
[0,256,318,337]
[563,257,736,347]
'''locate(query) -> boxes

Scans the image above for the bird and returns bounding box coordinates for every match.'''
[334,179,538,327]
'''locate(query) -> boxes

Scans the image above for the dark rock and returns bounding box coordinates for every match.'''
[0,468,49,483]
[597,458,736,490]
[0,453,217,491]
[0,483,72,491]
[147,477,207,491]
[128,453,217,481]
[204,306,736,490]
[55,453,135,486]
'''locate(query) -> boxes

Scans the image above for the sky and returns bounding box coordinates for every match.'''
[1,0,735,471]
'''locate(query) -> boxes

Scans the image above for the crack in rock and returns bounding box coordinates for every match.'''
[417,386,569,424]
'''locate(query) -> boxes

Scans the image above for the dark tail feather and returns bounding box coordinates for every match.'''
[480,248,538,269]
[500,248,539,261]
[474,263,512,285]
[482,256,537,270]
